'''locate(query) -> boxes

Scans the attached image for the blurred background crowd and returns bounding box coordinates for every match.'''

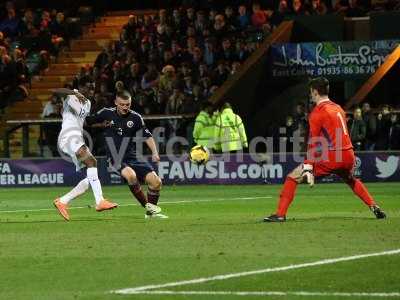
[281,102,400,152]
[1,0,399,155]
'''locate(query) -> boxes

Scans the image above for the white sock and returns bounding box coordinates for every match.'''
[87,167,104,205]
[60,178,89,204]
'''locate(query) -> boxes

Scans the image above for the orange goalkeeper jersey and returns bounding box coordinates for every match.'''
[305,98,353,164]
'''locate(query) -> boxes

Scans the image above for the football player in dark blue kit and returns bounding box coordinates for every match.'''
[88,91,168,218]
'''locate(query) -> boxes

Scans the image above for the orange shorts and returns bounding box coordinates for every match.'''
[313,149,355,179]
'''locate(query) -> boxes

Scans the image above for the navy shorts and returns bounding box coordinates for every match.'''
[121,159,155,181]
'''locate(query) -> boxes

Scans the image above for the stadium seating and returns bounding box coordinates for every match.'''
[0,12,137,157]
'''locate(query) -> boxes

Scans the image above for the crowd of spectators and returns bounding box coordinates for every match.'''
[348,103,400,151]
[0,1,73,112]
[282,102,400,152]
[68,0,400,121]
[68,3,274,150]
[74,4,271,118]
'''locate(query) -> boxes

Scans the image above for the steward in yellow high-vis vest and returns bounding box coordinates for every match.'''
[193,103,216,149]
[215,103,248,152]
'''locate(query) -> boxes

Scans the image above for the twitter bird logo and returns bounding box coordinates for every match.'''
[376,156,399,178]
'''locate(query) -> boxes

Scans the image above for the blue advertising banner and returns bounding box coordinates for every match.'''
[0,153,399,187]
[270,40,400,78]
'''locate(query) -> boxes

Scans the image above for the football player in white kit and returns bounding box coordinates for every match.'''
[53,85,117,221]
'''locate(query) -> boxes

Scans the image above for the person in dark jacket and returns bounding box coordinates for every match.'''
[348,107,366,151]
[362,102,377,150]
[388,113,400,150]
[375,105,391,150]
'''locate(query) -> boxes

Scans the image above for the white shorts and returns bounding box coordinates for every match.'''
[58,131,86,171]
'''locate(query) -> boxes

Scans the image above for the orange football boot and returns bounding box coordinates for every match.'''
[54,198,70,221]
[96,199,118,212]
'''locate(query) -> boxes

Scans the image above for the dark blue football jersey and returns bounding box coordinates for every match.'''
[87,107,152,160]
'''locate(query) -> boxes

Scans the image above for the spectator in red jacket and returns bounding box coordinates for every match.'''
[251,3,268,29]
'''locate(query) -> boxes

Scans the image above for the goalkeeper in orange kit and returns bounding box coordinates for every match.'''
[263,77,386,222]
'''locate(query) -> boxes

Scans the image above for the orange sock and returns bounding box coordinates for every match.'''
[345,178,376,207]
[276,177,298,216]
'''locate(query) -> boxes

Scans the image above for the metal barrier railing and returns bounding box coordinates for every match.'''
[4,114,195,158]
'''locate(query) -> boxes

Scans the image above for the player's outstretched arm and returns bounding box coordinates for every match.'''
[53,88,75,97]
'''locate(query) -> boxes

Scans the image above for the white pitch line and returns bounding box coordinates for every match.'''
[122,290,400,298]
[112,249,400,294]
[0,196,271,214]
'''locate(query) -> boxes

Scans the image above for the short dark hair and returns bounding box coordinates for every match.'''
[116,90,131,101]
[309,77,329,96]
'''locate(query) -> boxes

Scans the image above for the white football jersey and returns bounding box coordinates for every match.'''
[59,95,91,137]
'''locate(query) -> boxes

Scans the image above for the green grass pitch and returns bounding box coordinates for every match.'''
[0,183,399,300]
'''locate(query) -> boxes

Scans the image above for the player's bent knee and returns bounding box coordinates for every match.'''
[126,175,138,185]
[147,173,162,190]
[77,147,97,168]
[85,156,97,168]
[154,176,162,190]
[287,165,304,183]
[287,174,301,183]
[342,174,356,186]
[121,167,137,184]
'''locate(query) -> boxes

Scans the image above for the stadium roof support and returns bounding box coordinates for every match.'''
[345,45,400,109]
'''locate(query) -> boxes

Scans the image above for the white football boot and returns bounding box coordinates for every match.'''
[144,203,169,219]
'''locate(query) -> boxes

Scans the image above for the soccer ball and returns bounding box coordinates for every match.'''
[189,145,210,165]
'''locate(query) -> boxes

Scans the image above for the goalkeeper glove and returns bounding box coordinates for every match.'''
[302,163,314,187]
